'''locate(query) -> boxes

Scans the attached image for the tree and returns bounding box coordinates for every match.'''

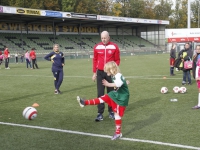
[142,0,156,19]
[74,0,100,14]
[62,0,76,12]
[112,2,122,16]
[168,0,187,28]
[43,0,60,11]
[154,0,173,20]
[0,0,10,6]
[191,0,200,28]
[128,0,145,18]
[96,0,112,15]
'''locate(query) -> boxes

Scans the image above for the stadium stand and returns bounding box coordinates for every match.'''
[0,33,156,54]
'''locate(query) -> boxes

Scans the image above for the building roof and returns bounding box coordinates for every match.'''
[0,5,169,29]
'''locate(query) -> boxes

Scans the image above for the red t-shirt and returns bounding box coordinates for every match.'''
[4,49,9,58]
[30,50,36,59]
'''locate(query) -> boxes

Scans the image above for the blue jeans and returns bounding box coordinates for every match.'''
[26,59,32,68]
[182,70,191,84]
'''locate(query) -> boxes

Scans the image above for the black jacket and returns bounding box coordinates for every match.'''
[170,48,176,59]
[177,48,193,71]
[178,48,193,61]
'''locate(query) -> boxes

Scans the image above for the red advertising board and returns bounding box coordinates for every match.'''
[168,37,200,43]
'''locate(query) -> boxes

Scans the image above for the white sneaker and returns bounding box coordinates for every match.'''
[7,67,10,69]
[111,133,122,140]
[77,96,85,108]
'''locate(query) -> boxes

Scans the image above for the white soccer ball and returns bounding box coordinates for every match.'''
[173,86,180,93]
[161,87,168,94]
[179,87,187,93]
[22,107,37,120]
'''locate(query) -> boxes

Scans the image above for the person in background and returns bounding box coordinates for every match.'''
[44,44,64,94]
[192,45,200,109]
[178,43,193,85]
[170,43,176,76]
[92,31,120,122]
[4,46,10,69]
[30,48,39,69]
[15,53,18,64]
[77,61,130,140]
[25,50,32,69]
[21,53,24,63]
[0,51,3,69]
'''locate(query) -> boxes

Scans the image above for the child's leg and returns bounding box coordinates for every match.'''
[198,88,200,106]
[114,113,122,134]
[111,113,123,140]
[85,98,104,105]
[77,96,104,108]
[192,82,200,109]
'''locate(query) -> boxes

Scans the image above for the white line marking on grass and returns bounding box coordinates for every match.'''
[0,74,91,78]
[0,74,182,80]
[0,122,199,150]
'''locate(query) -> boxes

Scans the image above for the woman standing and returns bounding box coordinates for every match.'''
[44,44,65,94]
[170,43,176,76]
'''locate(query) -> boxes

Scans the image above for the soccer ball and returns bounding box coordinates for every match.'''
[179,87,187,93]
[173,86,180,93]
[161,87,168,94]
[22,107,37,120]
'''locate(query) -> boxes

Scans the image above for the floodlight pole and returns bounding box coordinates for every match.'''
[187,0,191,28]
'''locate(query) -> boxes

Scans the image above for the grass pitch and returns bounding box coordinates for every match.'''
[0,54,199,150]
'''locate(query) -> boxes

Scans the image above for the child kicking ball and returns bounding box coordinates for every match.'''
[77,61,130,140]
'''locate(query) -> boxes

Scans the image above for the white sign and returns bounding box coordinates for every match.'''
[97,15,169,25]
[165,28,200,38]
[3,6,16,14]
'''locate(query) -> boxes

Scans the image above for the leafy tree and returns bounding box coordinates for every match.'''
[128,0,145,18]
[112,2,122,16]
[168,0,187,28]
[154,0,173,20]
[0,0,10,6]
[74,0,99,14]
[142,0,156,19]
[62,0,76,12]
[191,0,200,28]
[96,0,112,15]
[43,0,60,11]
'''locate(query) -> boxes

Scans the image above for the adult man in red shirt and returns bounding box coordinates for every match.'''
[30,48,39,69]
[4,46,10,69]
[92,31,120,121]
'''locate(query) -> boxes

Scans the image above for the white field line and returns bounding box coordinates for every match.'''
[0,74,182,79]
[0,122,199,150]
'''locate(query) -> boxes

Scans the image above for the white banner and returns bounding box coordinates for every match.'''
[3,6,16,14]
[97,15,169,24]
[165,28,200,38]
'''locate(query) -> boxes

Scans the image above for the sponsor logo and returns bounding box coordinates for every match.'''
[17,9,25,13]
[26,9,40,15]
[108,50,112,54]
[66,13,71,17]
[157,20,162,24]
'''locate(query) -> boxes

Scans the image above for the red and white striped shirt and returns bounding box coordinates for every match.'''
[93,41,120,72]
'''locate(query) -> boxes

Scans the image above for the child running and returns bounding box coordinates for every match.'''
[77,61,130,140]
